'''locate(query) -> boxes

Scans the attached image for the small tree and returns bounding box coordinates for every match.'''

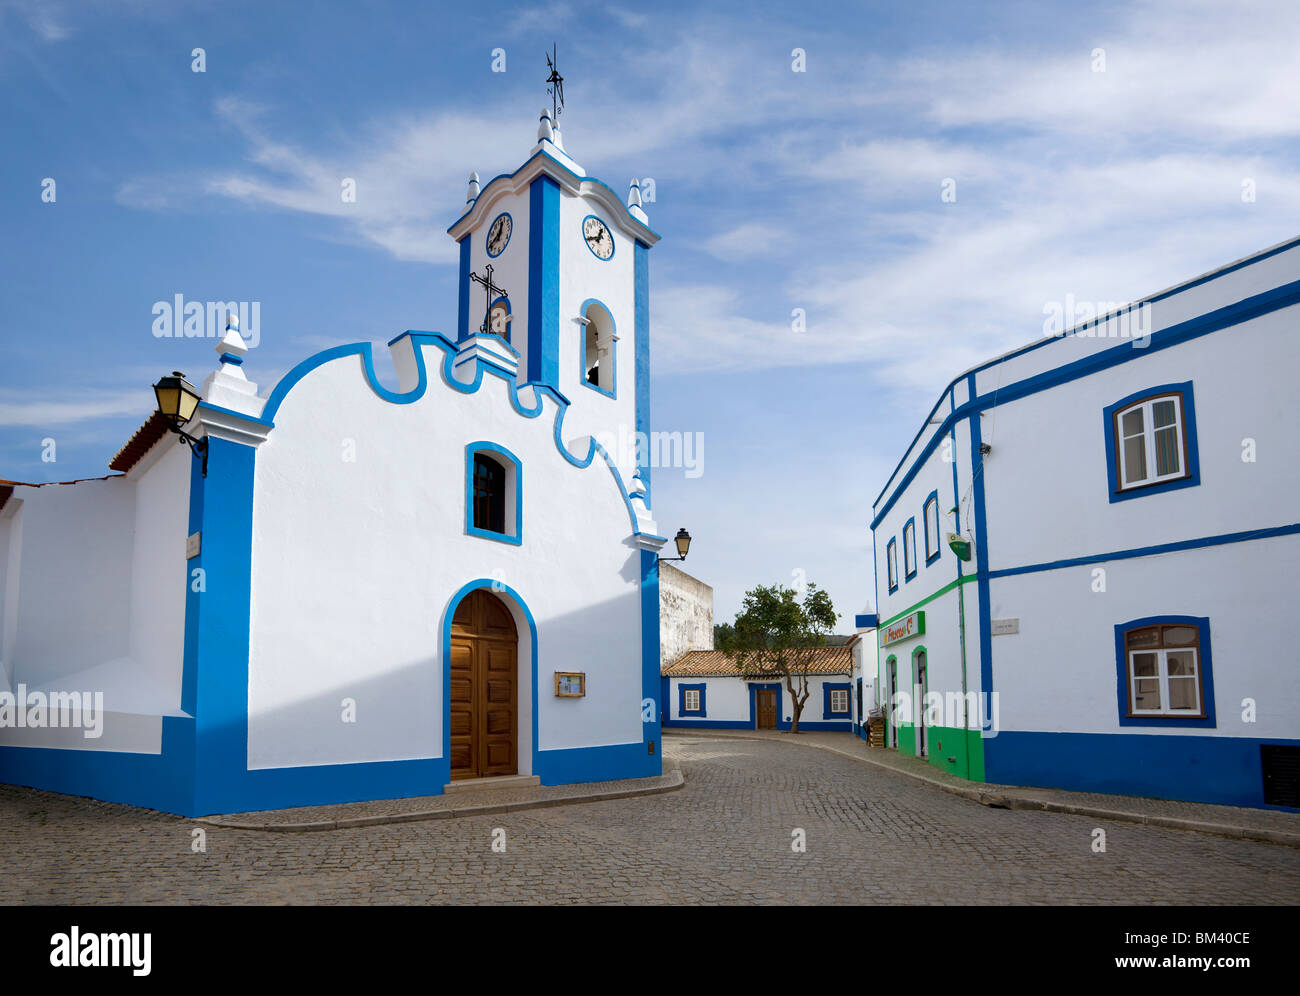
[718,583,839,733]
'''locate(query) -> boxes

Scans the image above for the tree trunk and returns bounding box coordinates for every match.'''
[787,675,808,733]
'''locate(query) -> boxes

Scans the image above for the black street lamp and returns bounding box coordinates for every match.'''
[659,527,691,563]
[152,371,208,476]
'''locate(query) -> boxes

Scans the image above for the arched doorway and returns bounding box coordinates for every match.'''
[449,589,518,780]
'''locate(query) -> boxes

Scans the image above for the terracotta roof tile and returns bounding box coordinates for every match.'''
[109,411,169,473]
[662,646,852,677]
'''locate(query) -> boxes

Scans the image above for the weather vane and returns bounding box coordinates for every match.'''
[546,43,564,121]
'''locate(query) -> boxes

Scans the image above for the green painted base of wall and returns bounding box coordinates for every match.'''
[889,723,985,781]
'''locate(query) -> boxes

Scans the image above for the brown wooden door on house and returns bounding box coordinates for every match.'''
[449,589,518,780]
[755,689,778,729]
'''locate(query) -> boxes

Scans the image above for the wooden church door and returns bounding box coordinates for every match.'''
[449,589,518,780]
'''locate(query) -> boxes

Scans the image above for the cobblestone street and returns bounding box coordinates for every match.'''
[3,737,1298,904]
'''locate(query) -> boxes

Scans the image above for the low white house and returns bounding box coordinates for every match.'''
[0,111,672,817]
[662,648,855,732]
[869,235,1300,809]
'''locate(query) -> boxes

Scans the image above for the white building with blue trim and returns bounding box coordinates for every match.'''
[869,236,1300,810]
[662,647,857,732]
[0,112,671,817]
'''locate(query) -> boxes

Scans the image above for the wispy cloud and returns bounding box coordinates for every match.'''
[0,389,153,427]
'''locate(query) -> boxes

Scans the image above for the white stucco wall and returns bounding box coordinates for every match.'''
[246,343,646,771]
[0,439,191,752]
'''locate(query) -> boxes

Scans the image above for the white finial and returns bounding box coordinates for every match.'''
[538,109,554,143]
[215,323,249,370]
[466,171,480,204]
[627,178,649,225]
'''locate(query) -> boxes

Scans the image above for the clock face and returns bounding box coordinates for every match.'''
[582,215,614,260]
[486,213,512,257]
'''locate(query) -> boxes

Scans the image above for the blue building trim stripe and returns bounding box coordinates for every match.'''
[642,550,662,757]
[457,236,471,341]
[967,373,994,716]
[986,522,1300,579]
[635,239,651,508]
[527,175,560,388]
[191,435,258,815]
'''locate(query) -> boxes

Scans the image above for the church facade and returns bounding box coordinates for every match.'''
[0,112,670,817]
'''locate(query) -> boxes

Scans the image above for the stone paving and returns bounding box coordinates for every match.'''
[678,729,1300,844]
[2,736,1299,904]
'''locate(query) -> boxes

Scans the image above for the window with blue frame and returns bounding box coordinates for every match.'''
[679,683,706,717]
[902,519,917,581]
[923,493,941,565]
[1103,383,1200,503]
[824,683,851,718]
[886,538,898,593]
[465,442,522,545]
[1115,616,1215,728]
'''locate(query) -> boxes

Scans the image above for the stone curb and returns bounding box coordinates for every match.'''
[196,764,685,833]
[665,731,1300,849]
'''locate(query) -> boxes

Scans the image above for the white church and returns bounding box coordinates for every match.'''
[0,108,673,817]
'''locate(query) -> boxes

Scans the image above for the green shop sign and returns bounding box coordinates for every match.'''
[881,610,925,647]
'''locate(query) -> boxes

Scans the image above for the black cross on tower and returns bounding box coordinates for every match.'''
[546,43,564,121]
[470,264,509,337]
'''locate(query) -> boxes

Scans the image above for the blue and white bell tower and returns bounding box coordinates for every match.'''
[446,109,660,504]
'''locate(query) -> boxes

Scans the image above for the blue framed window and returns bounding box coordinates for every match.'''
[465,442,522,545]
[886,538,898,593]
[923,491,942,566]
[1114,615,1215,728]
[579,298,616,397]
[902,518,917,581]
[1103,382,1200,503]
[679,683,706,717]
[823,683,852,718]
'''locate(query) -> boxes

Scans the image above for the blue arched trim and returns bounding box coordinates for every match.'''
[259,333,645,537]
[578,297,617,398]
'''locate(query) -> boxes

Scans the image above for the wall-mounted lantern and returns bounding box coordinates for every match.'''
[659,527,691,563]
[152,371,208,476]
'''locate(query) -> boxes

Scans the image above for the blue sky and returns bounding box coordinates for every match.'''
[2,0,1297,624]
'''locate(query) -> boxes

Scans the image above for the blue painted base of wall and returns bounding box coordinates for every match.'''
[537,741,659,785]
[0,733,660,817]
[0,717,195,815]
[985,731,1300,811]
